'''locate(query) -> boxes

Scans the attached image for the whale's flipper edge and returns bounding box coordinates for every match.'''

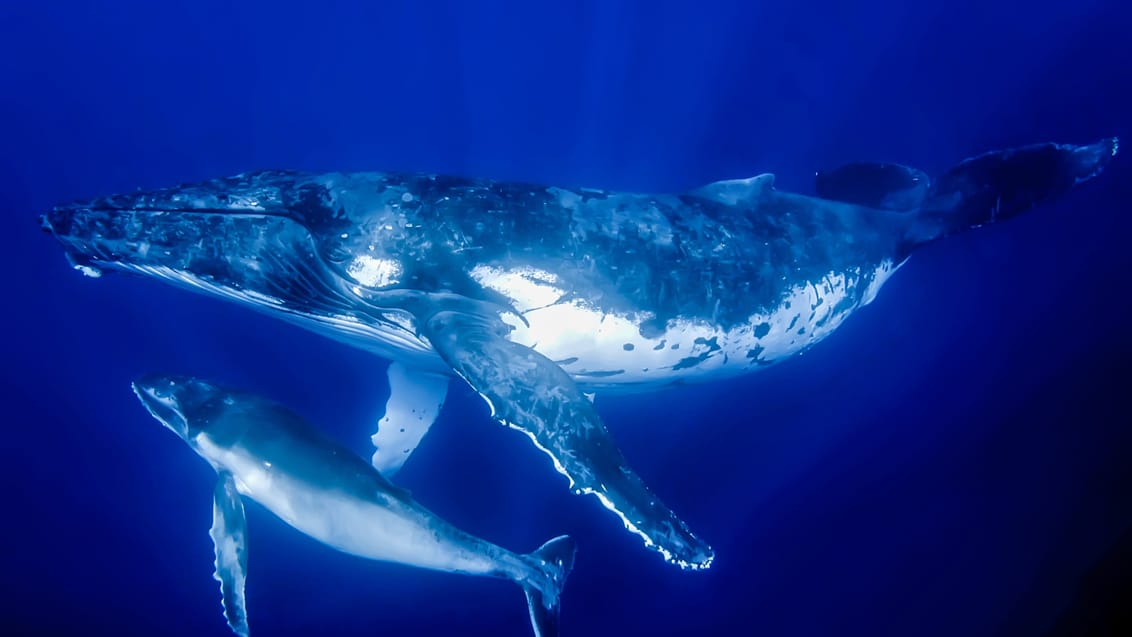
[370,362,449,476]
[417,305,714,571]
[210,472,250,637]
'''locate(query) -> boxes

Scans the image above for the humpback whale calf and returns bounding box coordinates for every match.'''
[131,374,576,637]
[43,137,1118,570]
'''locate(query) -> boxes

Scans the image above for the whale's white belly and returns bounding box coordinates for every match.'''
[477,260,902,391]
[200,442,493,573]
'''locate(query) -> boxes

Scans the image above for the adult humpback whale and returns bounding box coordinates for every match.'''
[132,374,576,637]
[41,137,1118,571]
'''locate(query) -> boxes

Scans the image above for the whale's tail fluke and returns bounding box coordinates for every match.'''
[908,137,1119,244]
[520,535,577,637]
[817,137,1119,247]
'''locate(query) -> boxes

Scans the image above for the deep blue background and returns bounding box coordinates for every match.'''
[2,1,1130,636]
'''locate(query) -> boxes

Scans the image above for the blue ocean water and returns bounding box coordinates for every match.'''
[2,1,1130,635]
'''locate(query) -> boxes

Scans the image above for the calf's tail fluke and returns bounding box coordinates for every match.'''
[910,137,1119,244]
[521,535,577,637]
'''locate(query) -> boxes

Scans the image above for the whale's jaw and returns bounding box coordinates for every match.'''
[40,198,438,367]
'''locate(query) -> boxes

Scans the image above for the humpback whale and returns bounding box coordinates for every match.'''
[43,137,1118,570]
[132,374,576,637]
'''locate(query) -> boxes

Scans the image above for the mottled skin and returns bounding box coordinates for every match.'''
[41,137,1118,570]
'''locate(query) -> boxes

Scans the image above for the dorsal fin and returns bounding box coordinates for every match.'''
[691,173,775,205]
[815,162,929,211]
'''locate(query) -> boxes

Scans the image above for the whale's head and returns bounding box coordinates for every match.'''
[39,170,364,303]
[47,169,442,322]
[132,374,227,442]
[39,170,460,366]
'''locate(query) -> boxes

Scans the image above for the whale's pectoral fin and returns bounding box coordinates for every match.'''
[815,162,929,211]
[418,307,714,571]
[210,472,250,637]
[370,361,449,476]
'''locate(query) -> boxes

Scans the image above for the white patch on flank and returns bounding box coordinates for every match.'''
[860,258,902,306]
[470,265,564,312]
[498,260,900,389]
[75,264,102,278]
[346,255,402,288]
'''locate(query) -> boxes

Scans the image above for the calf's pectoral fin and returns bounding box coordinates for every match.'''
[210,472,250,637]
[370,361,449,476]
[418,307,714,571]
